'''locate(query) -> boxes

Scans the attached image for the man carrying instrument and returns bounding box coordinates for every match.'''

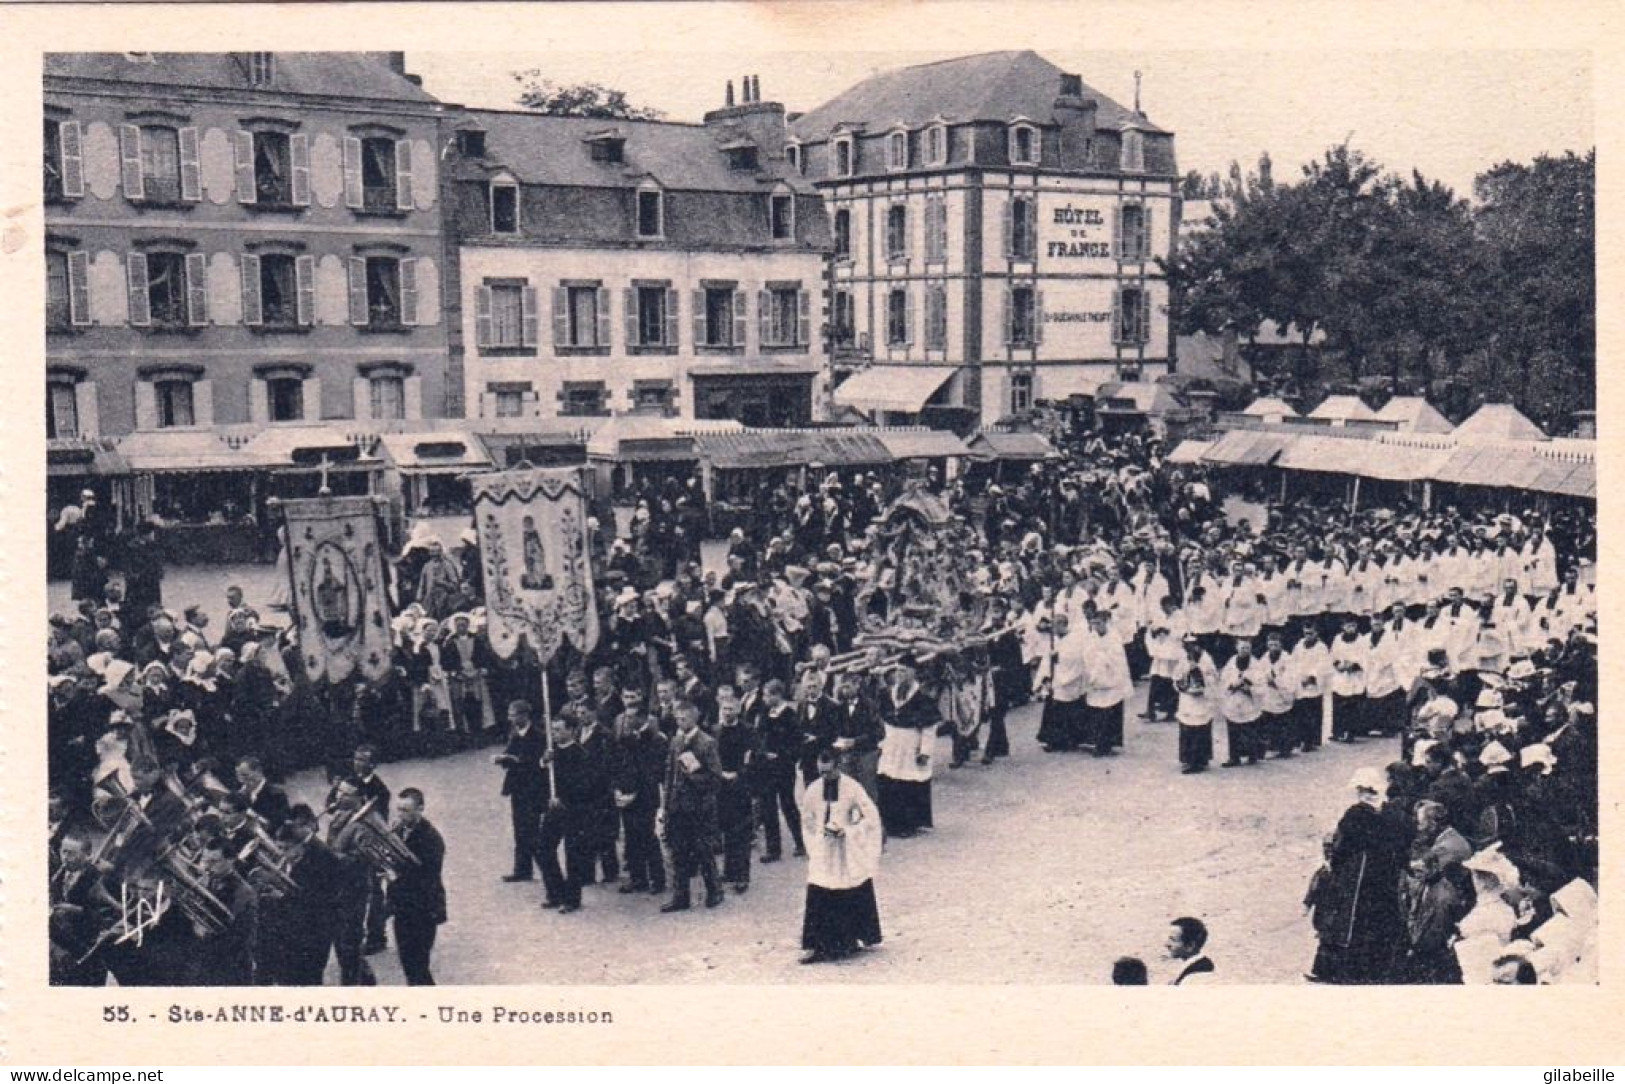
[192,836,259,986]
[324,779,378,985]
[388,788,447,985]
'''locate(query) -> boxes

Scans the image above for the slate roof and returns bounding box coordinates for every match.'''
[45,52,440,105]
[789,50,1160,140]
[460,108,816,194]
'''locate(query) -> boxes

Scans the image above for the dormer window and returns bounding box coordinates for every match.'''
[770,190,795,242]
[786,141,804,175]
[247,53,274,86]
[490,179,519,235]
[726,145,759,171]
[1121,129,1145,173]
[832,136,854,178]
[924,123,948,167]
[1008,122,1039,166]
[887,129,909,171]
[586,132,626,164]
[636,185,664,239]
[456,129,486,158]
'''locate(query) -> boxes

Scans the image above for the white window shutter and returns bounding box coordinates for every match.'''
[690,289,705,347]
[1139,290,1152,343]
[119,125,144,200]
[126,252,150,327]
[185,252,209,325]
[797,289,811,346]
[294,254,315,326]
[553,287,570,347]
[520,285,539,347]
[342,137,363,208]
[1110,289,1123,345]
[134,381,158,431]
[757,289,772,346]
[394,140,415,211]
[67,251,90,326]
[235,131,257,204]
[1112,206,1124,260]
[595,286,611,348]
[474,285,493,349]
[732,290,747,349]
[347,257,368,325]
[1024,200,1038,257]
[250,380,269,424]
[353,377,372,421]
[624,287,639,347]
[290,133,311,206]
[399,257,419,326]
[904,286,916,346]
[59,121,84,198]
[192,379,214,427]
[179,127,202,201]
[1002,284,1012,346]
[302,377,322,421]
[74,381,99,436]
[239,253,262,326]
[404,375,423,420]
[664,288,679,348]
[1035,289,1045,346]
[1002,198,1013,258]
[1142,205,1153,260]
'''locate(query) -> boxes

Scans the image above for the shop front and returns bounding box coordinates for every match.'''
[691,365,817,427]
[116,430,273,565]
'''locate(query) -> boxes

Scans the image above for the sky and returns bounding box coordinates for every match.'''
[410,48,1592,199]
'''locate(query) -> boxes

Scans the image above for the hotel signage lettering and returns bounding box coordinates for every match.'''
[1047,204,1112,258]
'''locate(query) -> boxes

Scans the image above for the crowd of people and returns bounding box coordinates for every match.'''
[46,421,1599,984]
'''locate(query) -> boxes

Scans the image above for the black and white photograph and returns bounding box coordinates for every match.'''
[35,27,1598,1002]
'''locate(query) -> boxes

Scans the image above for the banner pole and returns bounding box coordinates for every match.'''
[540,651,558,803]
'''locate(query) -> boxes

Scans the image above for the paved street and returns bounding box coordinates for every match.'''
[279,692,1390,986]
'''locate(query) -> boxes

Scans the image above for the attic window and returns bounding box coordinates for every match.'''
[887,130,908,171]
[726,145,759,171]
[786,142,804,175]
[832,136,854,178]
[588,136,625,164]
[924,124,947,167]
[636,187,664,239]
[247,53,274,86]
[456,129,486,158]
[1008,123,1039,166]
[1121,129,1145,173]
[490,181,519,235]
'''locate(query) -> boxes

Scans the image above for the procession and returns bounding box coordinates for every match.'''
[39,49,1596,989]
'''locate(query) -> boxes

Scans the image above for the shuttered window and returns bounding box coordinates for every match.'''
[924,282,948,350]
[886,287,911,346]
[833,209,852,259]
[45,119,84,200]
[1112,286,1151,345]
[886,204,909,260]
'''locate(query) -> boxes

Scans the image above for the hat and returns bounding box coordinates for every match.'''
[1520,743,1556,772]
[1478,740,1514,768]
[1508,659,1537,681]
[98,659,135,696]
[1475,688,1504,710]
[1410,738,1439,767]
[459,527,477,547]
[1349,767,1387,794]
[1463,846,1521,890]
[614,587,639,608]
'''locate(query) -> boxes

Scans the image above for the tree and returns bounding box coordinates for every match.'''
[510,70,665,120]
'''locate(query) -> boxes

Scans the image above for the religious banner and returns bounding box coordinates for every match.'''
[282,495,394,685]
[472,467,599,661]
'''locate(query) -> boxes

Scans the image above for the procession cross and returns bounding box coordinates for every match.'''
[317,454,333,496]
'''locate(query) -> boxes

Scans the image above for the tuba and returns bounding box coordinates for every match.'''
[234,813,300,900]
[334,796,419,880]
[153,842,239,937]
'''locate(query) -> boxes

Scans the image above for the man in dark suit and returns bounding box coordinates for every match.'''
[49,833,112,986]
[575,703,620,886]
[495,700,547,883]
[611,687,667,896]
[275,813,343,985]
[236,755,291,831]
[387,788,446,986]
[796,670,844,786]
[538,717,593,913]
[193,837,260,986]
[661,700,725,912]
[757,679,807,861]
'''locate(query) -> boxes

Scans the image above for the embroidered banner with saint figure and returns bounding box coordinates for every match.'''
[472,467,599,662]
[283,495,394,685]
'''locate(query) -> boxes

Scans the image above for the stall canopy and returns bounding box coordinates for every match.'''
[116,429,268,472]
[1201,429,1291,466]
[966,429,1059,461]
[1095,381,1181,417]
[833,366,956,414]
[47,437,131,477]
[1308,395,1378,425]
[1239,396,1300,423]
[1374,396,1455,435]
[378,432,493,474]
[872,427,973,461]
[236,424,371,469]
[694,429,892,470]
[1277,435,1446,482]
[1453,403,1548,444]
[1165,438,1212,465]
[586,414,742,461]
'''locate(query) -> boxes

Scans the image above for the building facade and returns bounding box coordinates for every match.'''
[44,52,450,442]
[789,51,1178,428]
[444,84,831,428]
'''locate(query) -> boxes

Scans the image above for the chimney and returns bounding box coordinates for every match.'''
[726,80,735,107]
[1053,72,1098,167]
[703,74,787,157]
[382,51,422,86]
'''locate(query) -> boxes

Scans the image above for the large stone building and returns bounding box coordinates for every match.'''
[789,51,1178,428]
[44,52,450,445]
[443,80,831,428]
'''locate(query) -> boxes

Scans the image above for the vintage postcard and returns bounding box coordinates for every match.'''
[0,0,1619,1066]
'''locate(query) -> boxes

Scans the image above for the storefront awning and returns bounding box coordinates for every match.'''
[237,424,374,469]
[872,428,972,460]
[1165,439,1212,465]
[585,414,743,460]
[115,430,268,473]
[693,429,897,471]
[47,438,131,478]
[833,366,956,414]
[966,430,1059,461]
[377,432,493,474]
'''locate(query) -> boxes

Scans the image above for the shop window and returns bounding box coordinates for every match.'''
[491,182,519,234]
[155,379,195,429]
